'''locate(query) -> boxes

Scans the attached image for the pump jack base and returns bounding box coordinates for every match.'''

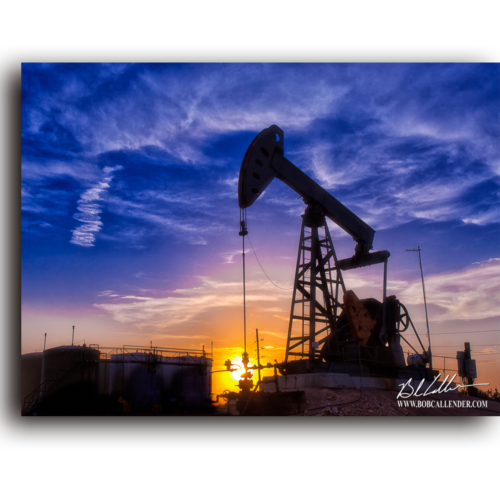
[260,371,450,394]
[279,359,438,381]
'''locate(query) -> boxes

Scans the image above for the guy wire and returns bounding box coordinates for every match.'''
[246,234,292,291]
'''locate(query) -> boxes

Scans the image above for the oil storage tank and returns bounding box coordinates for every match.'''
[97,358,113,396]
[109,351,166,411]
[166,356,212,409]
[41,345,100,389]
[36,344,101,415]
[108,352,213,413]
[21,352,43,405]
[157,357,182,409]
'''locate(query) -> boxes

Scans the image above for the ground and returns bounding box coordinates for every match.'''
[297,388,500,417]
[216,387,500,416]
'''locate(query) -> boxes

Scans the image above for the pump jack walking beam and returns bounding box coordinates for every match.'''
[238,125,375,256]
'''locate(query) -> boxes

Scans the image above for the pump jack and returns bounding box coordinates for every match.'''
[238,125,434,381]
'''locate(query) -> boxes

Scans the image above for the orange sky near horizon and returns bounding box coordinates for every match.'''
[22,255,500,397]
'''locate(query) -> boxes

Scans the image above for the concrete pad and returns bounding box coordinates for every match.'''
[261,373,355,392]
[261,373,456,393]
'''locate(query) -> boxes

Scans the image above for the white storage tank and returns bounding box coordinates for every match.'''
[109,351,165,411]
[168,356,212,408]
[108,352,213,412]
[158,357,183,407]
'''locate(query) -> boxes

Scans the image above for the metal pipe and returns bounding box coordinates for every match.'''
[72,325,74,346]
[286,218,306,362]
[122,344,206,353]
[239,212,248,356]
[243,235,247,354]
[241,380,262,416]
[417,246,432,370]
[309,224,318,360]
[406,247,432,369]
[407,315,427,353]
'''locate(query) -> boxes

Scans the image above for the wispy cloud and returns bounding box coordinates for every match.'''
[474,348,500,355]
[22,64,499,250]
[21,159,101,234]
[256,257,500,325]
[22,64,347,166]
[258,330,287,339]
[104,194,227,246]
[295,131,499,230]
[21,159,100,183]
[70,165,123,247]
[221,249,247,264]
[274,315,301,323]
[393,258,500,321]
[94,277,287,330]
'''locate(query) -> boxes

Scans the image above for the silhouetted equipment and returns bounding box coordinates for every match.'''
[22,344,213,416]
[239,125,374,255]
[462,342,478,397]
[21,352,43,405]
[321,293,408,370]
[215,359,305,416]
[405,247,433,369]
[23,344,101,415]
[237,125,433,380]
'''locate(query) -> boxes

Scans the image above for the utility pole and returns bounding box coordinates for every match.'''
[464,342,478,397]
[256,329,261,383]
[406,246,432,370]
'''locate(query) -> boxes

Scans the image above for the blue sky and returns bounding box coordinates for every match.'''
[21,63,500,386]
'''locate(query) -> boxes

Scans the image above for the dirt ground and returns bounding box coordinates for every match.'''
[215,387,500,416]
[298,387,500,416]
[96,393,500,416]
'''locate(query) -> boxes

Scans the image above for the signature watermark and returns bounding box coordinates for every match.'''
[397,399,488,409]
[397,373,489,399]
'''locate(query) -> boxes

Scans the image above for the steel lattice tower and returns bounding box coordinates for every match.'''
[285,205,346,362]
